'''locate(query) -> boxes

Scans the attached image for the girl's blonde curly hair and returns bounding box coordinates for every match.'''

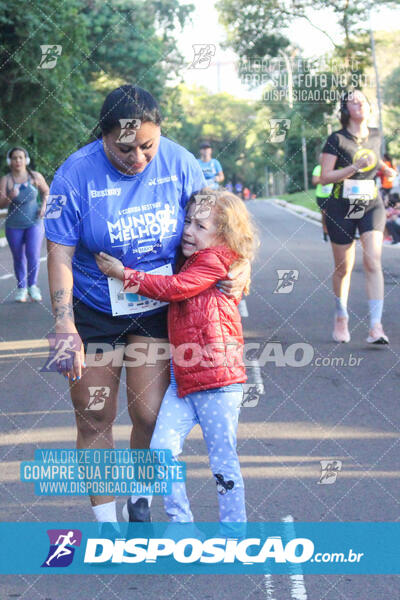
[187,188,259,293]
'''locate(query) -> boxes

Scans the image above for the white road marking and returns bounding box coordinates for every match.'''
[282,515,308,600]
[238,298,249,317]
[0,256,47,280]
[0,409,73,417]
[247,359,264,386]
[264,573,276,599]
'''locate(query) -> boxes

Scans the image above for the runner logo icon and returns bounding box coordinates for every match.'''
[38,45,62,69]
[241,383,264,408]
[44,195,67,220]
[86,387,111,411]
[41,529,82,567]
[41,333,82,372]
[274,270,299,294]
[318,460,342,484]
[268,119,291,143]
[117,119,141,144]
[189,44,216,69]
[345,194,370,219]
[193,193,216,219]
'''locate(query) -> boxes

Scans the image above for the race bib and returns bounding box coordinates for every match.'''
[108,263,173,316]
[342,179,376,201]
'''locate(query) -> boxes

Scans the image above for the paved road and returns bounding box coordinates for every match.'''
[0,200,399,599]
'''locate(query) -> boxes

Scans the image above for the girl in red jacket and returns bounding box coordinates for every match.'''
[96,189,258,527]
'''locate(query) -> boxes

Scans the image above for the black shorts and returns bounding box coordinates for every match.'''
[73,296,168,352]
[325,197,386,245]
[316,196,329,210]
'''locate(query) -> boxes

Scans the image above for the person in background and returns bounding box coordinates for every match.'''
[235,181,243,198]
[312,154,333,242]
[226,181,233,192]
[384,199,400,245]
[243,186,250,201]
[197,142,224,189]
[0,147,49,302]
[377,152,395,207]
[320,90,396,345]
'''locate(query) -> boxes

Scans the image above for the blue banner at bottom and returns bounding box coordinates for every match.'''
[0,522,398,574]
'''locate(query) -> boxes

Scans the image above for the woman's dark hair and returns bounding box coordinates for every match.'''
[7,146,35,179]
[383,152,392,162]
[94,85,162,138]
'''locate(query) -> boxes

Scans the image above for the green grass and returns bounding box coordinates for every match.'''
[0,229,5,239]
[276,190,319,211]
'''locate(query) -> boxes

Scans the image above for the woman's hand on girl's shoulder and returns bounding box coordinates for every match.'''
[217,259,251,299]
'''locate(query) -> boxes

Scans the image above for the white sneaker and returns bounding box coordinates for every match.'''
[367,323,389,345]
[28,285,42,302]
[332,316,350,343]
[15,288,28,302]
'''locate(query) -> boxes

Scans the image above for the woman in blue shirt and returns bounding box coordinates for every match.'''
[45,85,248,529]
[197,142,224,190]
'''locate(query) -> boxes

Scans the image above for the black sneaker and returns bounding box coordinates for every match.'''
[123,497,151,522]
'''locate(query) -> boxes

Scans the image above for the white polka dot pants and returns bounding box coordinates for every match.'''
[150,381,246,524]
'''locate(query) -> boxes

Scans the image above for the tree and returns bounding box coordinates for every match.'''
[217,0,400,73]
[162,84,270,190]
[0,0,193,179]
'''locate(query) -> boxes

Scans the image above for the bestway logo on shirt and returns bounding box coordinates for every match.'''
[90,188,122,198]
[148,175,178,186]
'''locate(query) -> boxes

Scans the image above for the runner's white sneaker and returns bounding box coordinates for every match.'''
[332,316,350,343]
[367,323,389,345]
[15,288,28,302]
[28,285,42,302]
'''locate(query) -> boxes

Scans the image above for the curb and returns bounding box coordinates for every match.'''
[268,198,322,223]
[0,236,8,248]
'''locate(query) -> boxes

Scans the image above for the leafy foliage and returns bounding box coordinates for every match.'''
[0,0,191,179]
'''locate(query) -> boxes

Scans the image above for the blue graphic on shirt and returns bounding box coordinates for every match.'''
[45,137,206,315]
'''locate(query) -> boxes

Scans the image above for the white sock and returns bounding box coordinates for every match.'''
[368,299,383,328]
[131,495,153,506]
[335,296,348,319]
[92,500,117,522]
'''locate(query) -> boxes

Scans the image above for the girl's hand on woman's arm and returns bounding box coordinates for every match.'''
[95,252,124,280]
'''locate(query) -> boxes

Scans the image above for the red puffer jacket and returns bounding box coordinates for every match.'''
[123,245,247,397]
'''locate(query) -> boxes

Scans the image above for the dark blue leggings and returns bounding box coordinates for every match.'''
[5,222,44,288]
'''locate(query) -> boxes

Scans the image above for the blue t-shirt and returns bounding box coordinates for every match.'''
[197,158,222,189]
[45,136,206,315]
